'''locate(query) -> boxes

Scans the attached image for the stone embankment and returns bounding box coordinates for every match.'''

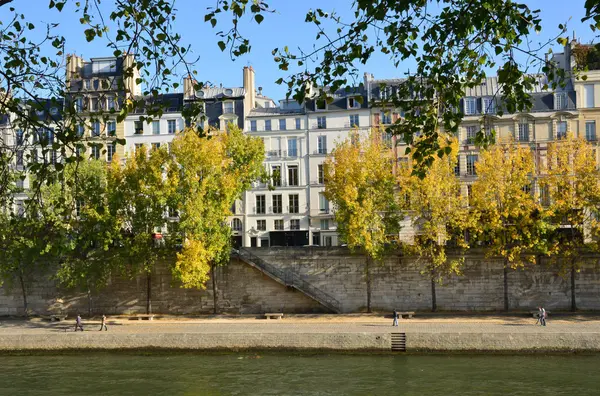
[1,316,600,353]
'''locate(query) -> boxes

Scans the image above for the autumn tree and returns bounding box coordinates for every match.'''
[399,137,472,311]
[540,133,600,311]
[324,130,401,312]
[168,126,264,313]
[108,146,174,315]
[471,139,549,311]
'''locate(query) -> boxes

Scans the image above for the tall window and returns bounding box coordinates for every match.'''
[288,165,298,186]
[107,143,116,162]
[91,145,101,160]
[77,125,85,138]
[274,219,284,230]
[380,111,391,125]
[288,194,299,213]
[554,93,566,110]
[464,98,477,115]
[91,97,99,111]
[107,96,115,110]
[518,122,529,142]
[584,85,595,108]
[454,156,461,176]
[75,97,84,113]
[168,119,177,134]
[320,219,330,230]
[232,218,242,232]
[15,130,24,146]
[540,185,550,207]
[152,121,160,135]
[317,116,327,129]
[557,121,567,139]
[256,220,266,231]
[348,97,360,109]
[16,150,24,166]
[272,165,281,187]
[482,97,496,114]
[250,120,257,132]
[349,114,360,127]
[586,121,597,141]
[256,195,266,214]
[319,193,329,212]
[152,143,161,150]
[466,126,477,144]
[223,102,234,113]
[290,219,300,230]
[318,164,325,184]
[279,119,286,130]
[317,136,327,154]
[134,121,144,134]
[92,122,101,137]
[265,120,272,131]
[272,194,282,214]
[107,121,116,136]
[466,154,478,176]
[295,118,301,130]
[287,138,298,157]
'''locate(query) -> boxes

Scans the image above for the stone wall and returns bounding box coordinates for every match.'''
[1,248,599,315]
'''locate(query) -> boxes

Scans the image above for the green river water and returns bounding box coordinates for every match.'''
[1,353,598,395]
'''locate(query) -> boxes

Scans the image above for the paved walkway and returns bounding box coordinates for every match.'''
[2,315,600,335]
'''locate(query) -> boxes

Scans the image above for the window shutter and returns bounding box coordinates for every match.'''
[374,112,380,125]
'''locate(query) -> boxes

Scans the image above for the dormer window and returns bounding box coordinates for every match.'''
[554,92,567,110]
[223,101,234,114]
[49,107,58,116]
[224,88,233,96]
[35,109,45,118]
[482,97,496,114]
[380,86,392,100]
[316,99,327,111]
[464,97,477,115]
[196,90,205,98]
[348,97,361,109]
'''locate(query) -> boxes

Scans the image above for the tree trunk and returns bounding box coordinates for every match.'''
[571,258,577,312]
[146,271,152,315]
[211,263,218,315]
[366,256,372,313]
[503,258,509,311]
[18,268,28,316]
[431,269,437,312]
[87,287,92,317]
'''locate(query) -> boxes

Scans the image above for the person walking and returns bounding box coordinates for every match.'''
[541,307,547,326]
[392,310,399,327]
[74,314,84,332]
[536,307,543,325]
[99,314,108,331]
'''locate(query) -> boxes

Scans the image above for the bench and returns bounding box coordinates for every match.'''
[133,314,154,321]
[530,311,550,318]
[396,312,415,319]
[41,314,68,322]
[264,313,284,320]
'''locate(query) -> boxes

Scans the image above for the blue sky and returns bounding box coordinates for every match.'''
[2,1,598,101]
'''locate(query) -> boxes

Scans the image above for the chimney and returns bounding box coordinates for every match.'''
[243,66,256,115]
[183,75,196,99]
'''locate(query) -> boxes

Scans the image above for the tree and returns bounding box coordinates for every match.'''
[540,133,600,311]
[323,130,401,312]
[53,159,124,316]
[107,146,174,315]
[398,137,472,311]
[168,126,264,313]
[471,139,549,311]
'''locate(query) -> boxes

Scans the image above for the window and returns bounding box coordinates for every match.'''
[467,185,473,205]
[454,156,461,176]
[135,143,144,152]
[288,194,299,213]
[584,85,595,108]
[324,236,333,246]
[279,119,286,131]
[256,220,266,231]
[15,200,24,216]
[518,122,529,142]
[77,125,85,138]
[586,121,597,141]
[287,138,298,157]
[15,130,24,146]
[75,97,84,112]
[92,122,101,137]
[380,86,392,100]
[91,145,101,160]
[16,178,24,190]
[168,120,177,134]
[250,120,257,132]
[256,195,266,214]
[318,164,325,184]
[232,218,242,232]
[380,111,392,125]
[464,98,477,115]
[107,143,116,162]
[84,80,90,90]
[134,121,144,134]
[274,219,284,230]
[93,79,99,90]
[522,183,532,195]
[466,154,478,176]
[348,97,361,109]
[382,131,392,147]
[316,100,327,110]
[288,165,298,186]
[50,150,58,165]
[319,193,329,212]
[557,121,567,139]
[317,135,327,154]
[272,194,282,214]
[295,118,301,130]
[482,97,496,114]
[16,150,24,166]
[107,121,116,136]
[317,116,327,129]
[290,219,300,230]
[91,97,99,111]
[540,185,550,207]
[554,93,566,110]
[466,126,477,144]
[349,114,360,127]
[320,219,330,230]
[265,120,272,131]
[107,97,115,110]
[272,165,281,187]
[223,101,234,113]
[152,143,160,150]
[152,121,160,135]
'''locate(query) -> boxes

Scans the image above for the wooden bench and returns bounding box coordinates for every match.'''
[41,314,68,322]
[134,314,154,321]
[264,313,284,320]
[530,311,550,318]
[398,311,415,319]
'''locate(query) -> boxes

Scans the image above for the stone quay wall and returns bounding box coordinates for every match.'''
[0,247,599,316]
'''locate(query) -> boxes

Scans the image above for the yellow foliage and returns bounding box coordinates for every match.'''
[174,239,212,289]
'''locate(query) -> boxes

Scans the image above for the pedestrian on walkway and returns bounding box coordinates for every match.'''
[392,310,399,327]
[74,314,84,332]
[535,307,542,325]
[99,314,108,331]
[541,307,547,326]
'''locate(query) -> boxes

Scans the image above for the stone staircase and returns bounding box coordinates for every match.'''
[233,248,342,313]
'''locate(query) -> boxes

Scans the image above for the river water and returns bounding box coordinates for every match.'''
[1,353,598,395]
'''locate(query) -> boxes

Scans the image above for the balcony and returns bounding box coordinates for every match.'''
[312,149,328,155]
[310,209,334,217]
[267,150,299,158]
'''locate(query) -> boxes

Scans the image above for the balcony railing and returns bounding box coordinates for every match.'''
[267,150,299,158]
[313,149,328,155]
